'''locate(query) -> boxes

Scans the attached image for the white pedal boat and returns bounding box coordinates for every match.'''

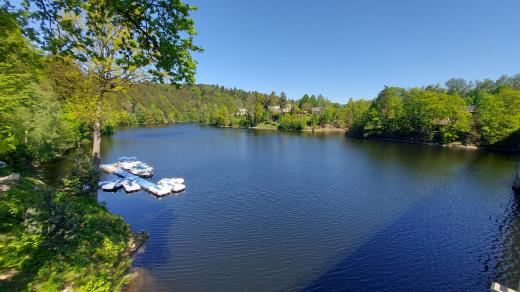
[157,178,185,185]
[158,178,186,193]
[122,180,141,192]
[100,180,123,191]
[117,160,154,177]
[128,164,154,177]
[118,160,142,170]
[148,184,172,196]
[170,183,186,193]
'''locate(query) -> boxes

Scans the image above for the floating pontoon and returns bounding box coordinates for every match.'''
[99,161,186,197]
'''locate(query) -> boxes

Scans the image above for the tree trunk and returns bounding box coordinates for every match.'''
[92,99,102,167]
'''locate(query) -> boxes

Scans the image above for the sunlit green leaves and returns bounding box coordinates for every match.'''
[25,0,201,85]
[477,87,520,145]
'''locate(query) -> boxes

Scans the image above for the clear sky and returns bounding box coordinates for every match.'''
[187,0,520,103]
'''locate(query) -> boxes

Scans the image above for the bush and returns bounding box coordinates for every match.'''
[278,114,307,131]
[0,154,134,291]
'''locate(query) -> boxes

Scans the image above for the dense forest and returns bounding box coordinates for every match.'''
[116,83,371,131]
[353,77,520,147]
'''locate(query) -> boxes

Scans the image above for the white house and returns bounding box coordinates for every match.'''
[236,108,248,116]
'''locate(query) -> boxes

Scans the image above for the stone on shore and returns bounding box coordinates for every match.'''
[0,184,11,192]
[0,173,19,184]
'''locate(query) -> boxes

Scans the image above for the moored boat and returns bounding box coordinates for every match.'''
[122,180,141,192]
[128,164,154,177]
[158,178,186,193]
[148,184,171,196]
[116,159,154,177]
[100,180,123,192]
[118,160,142,170]
[158,177,185,185]
[170,183,186,192]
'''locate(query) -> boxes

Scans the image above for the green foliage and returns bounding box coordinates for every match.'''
[0,9,79,162]
[0,9,41,158]
[340,98,371,134]
[445,78,472,98]
[319,105,337,126]
[278,115,307,131]
[402,89,470,142]
[210,105,230,127]
[362,87,405,137]
[22,0,202,161]
[0,154,133,291]
[0,9,41,114]
[358,87,472,143]
[0,178,46,274]
[254,103,267,124]
[115,83,356,132]
[477,87,520,145]
[19,84,76,161]
[25,0,201,85]
[347,74,520,147]
[0,127,16,155]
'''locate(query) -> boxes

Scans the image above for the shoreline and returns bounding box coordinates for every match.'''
[127,122,519,152]
[347,135,520,153]
[118,122,520,152]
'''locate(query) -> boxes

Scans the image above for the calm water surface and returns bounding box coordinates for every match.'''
[93,124,520,291]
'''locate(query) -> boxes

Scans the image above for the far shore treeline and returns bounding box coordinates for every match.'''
[116,76,520,148]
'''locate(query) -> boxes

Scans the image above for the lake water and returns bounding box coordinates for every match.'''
[94,123,520,291]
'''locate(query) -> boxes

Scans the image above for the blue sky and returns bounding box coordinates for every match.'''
[188,0,520,103]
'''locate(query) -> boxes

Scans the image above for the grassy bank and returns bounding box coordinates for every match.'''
[0,156,144,291]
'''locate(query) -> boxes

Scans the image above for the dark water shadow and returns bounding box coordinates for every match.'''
[300,192,512,291]
[298,142,519,291]
[491,190,520,289]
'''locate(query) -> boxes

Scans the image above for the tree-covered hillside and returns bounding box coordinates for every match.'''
[116,83,368,131]
[353,77,520,147]
[116,77,520,148]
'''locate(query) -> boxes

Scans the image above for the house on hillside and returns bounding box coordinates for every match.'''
[268,105,281,113]
[268,104,293,114]
[236,108,248,116]
[311,106,323,114]
[281,104,292,113]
